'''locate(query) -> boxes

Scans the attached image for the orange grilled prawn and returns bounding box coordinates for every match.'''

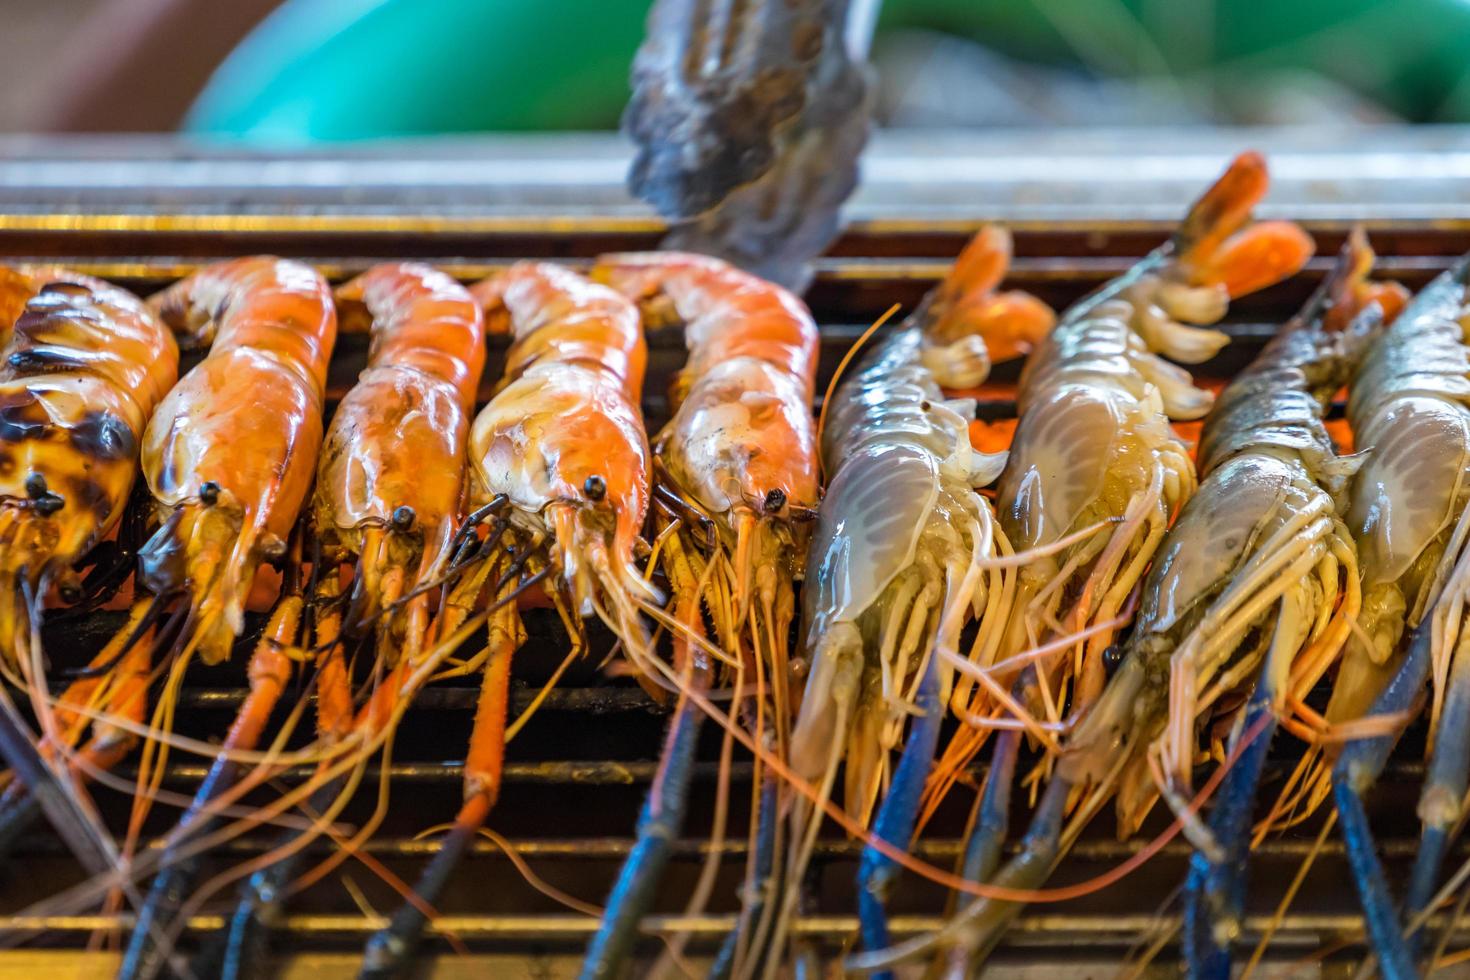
[158,262,488,976]
[0,268,177,876]
[360,261,656,976]
[583,251,819,977]
[137,256,336,663]
[120,257,336,980]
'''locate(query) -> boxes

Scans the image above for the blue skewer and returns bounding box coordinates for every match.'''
[711,771,779,980]
[1332,624,1432,980]
[579,684,703,979]
[962,727,1018,884]
[1405,634,1470,959]
[1183,673,1277,980]
[857,651,943,977]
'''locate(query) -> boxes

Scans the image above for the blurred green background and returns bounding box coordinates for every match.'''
[8,0,1469,138]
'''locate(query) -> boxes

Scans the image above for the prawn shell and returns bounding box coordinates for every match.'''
[1134,452,1298,637]
[314,365,470,541]
[144,346,324,543]
[800,442,938,644]
[661,356,816,513]
[1350,396,1470,588]
[494,268,646,398]
[469,360,650,544]
[996,384,1124,551]
[1346,259,1470,588]
[320,263,485,554]
[0,273,178,561]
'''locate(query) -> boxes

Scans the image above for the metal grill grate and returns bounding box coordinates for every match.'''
[4,132,1470,977]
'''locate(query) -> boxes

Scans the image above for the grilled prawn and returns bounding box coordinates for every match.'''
[0,269,177,875]
[585,251,819,979]
[360,261,655,978]
[121,257,336,980]
[183,262,487,978]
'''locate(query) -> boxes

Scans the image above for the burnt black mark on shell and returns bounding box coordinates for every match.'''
[71,412,136,462]
[0,395,53,444]
[9,347,87,373]
[66,476,111,520]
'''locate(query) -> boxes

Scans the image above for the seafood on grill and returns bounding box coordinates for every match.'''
[1179,229,1403,977]
[921,153,1314,898]
[850,152,1317,975]
[779,224,1051,973]
[585,250,819,978]
[181,262,487,977]
[359,261,658,978]
[1329,250,1470,979]
[121,256,337,980]
[0,268,177,876]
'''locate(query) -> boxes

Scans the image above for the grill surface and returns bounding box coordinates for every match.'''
[3,130,1470,977]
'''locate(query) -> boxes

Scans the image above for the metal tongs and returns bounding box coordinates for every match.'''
[623,0,881,291]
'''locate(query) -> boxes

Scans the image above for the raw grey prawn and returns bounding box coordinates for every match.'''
[922,152,1315,848]
[993,151,1315,720]
[1330,249,1470,980]
[584,251,820,980]
[1178,229,1405,977]
[849,152,1317,976]
[780,224,1052,975]
[361,261,656,978]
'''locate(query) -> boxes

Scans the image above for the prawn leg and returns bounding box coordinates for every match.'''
[360,586,526,979]
[197,574,356,980]
[120,595,302,980]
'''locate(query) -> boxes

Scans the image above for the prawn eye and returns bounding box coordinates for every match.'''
[199,481,221,506]
[1102,644,1125,675]
[24,473,47,499]
[391,505,417,530]
[583,475,607,502]
[763,488,787,513]
[33,493,64,517]
[920,400,932,412]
